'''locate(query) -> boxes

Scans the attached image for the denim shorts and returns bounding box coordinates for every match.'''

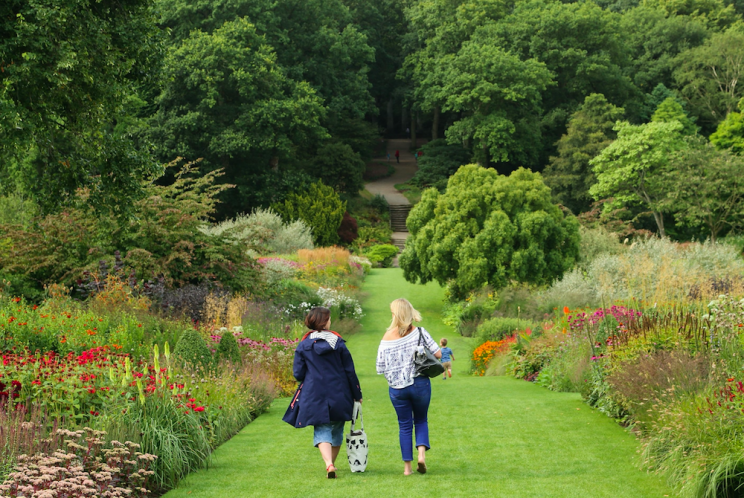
[313,421,345,447]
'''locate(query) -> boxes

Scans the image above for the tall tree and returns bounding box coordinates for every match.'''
[589,120,687,237]
[401,0,511,120]
[432,39,553,169]
[0,0,162,213]
[621,9,709,102]
[710,97,744,154]
[543,94,625,215]
[674,28,744,131]
[641,0,739,29]
[148,19,327,213]
[661,139,744,241]
[651,97,698,134]
[156,0,375,123]
[485,0,636,167]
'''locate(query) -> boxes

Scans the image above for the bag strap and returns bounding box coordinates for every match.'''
[417,327,423,346]
[351,401,364,432]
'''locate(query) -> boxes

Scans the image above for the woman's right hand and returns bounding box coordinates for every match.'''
[356,399,363,404]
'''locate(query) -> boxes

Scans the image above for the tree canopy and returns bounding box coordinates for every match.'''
[543,94,625,214]
[589,120,687,237]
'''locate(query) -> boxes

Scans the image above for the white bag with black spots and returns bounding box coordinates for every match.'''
[346,401,368,472]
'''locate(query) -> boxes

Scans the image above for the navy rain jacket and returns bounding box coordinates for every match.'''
[283,332,362,428]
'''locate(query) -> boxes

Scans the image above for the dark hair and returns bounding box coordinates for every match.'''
[440,338,448,346]
[305,307,331,331]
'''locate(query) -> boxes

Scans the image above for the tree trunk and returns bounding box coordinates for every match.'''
[401,105,409,135]
[411,111,417,149]
[480,142,489,167]
[432,106,440,140]
[270,156,279,172]
[387,99,395,133]
[652,210,665,237]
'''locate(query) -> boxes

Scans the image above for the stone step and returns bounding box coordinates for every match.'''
[389,204,411,233]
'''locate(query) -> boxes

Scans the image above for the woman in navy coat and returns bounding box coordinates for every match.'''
[283,307,363,478]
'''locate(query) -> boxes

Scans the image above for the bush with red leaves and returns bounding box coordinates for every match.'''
[337,212,358,243]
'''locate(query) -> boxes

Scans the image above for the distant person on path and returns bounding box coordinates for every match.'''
[376,298,441,475]
[439,338,454,380]
[283,307,363,479]
[387,152,391,162]
[406,127,410,138]
[395,150,400,163]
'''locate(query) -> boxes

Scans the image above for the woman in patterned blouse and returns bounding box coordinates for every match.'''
[376,298,441,475]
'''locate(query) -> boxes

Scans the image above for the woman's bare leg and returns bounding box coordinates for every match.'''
[331,445,340,464]
[318,443,334,468]
[404,460,413,475]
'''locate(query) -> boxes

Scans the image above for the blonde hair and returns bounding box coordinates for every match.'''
[388,298,422,337]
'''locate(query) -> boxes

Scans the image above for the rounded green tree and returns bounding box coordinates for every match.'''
[173,329,214,372]
[274,182,346,246]
[399,165,580,298]
[217,330,242,365]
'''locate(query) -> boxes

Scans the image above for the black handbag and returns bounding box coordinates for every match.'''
[413,328,445,378]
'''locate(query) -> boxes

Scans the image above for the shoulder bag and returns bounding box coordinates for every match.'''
[413,327,445,378]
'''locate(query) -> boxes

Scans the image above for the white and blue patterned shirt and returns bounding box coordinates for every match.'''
[376,327,440,389]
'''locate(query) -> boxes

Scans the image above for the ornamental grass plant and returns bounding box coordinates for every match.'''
[541,238,744,310]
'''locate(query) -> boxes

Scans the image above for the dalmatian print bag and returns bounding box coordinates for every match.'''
[346,401,368,472]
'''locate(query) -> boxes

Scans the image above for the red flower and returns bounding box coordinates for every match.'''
[563,306,570,315]
[194,406,205,412]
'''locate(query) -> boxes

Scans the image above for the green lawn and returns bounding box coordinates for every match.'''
[163,269,675,498]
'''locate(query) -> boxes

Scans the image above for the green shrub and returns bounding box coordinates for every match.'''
[401,165,580,299]
[365,244,398,268]
[369,194,389,213]
[217,331,241,364]
[476,317,532,343]
[173,329,213,371]
[202,208,314,256]
[0,161,260,295]
[578,225,624,267]
[270,279,322,317]
[311,141,365,194]
[353,226,393,251]
[274,182,346,246]
[411,139,472,190]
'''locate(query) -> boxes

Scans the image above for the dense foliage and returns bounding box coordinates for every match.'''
[274,182,346,247]
[400,165,580,298]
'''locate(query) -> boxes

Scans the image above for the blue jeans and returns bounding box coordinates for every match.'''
[389,376,431,461]
[313,421,344,447]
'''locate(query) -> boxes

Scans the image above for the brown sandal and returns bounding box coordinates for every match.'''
[327,464,337,479]
[417,461,427,474]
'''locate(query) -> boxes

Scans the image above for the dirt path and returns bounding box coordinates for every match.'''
[366,139,426,248]
[365,138,422,206]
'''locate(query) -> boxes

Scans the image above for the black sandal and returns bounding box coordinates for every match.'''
[327,464,337,479]
[417,461,427,474]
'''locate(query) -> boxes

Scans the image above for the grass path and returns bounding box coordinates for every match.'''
[163,269,674,498]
